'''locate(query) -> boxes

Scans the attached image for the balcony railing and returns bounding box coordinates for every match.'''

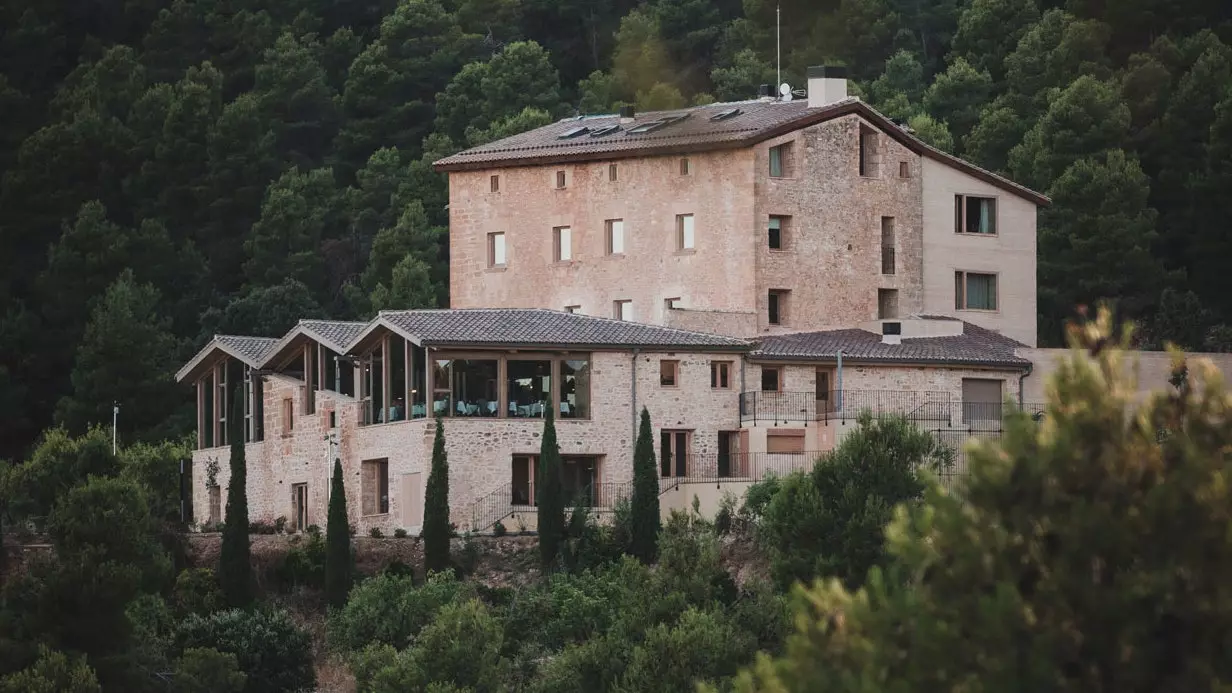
[739,390,952,425]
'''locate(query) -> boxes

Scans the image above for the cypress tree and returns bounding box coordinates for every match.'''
[324,457,352,608]
[537,405,564,572]
[422,417,450,574]
[630,406,660,563]
[218,364,251,607]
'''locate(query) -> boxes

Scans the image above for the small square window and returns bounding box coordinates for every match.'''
[488,232,506,267]
[769,142,793,177]
[954,195,997,234]
[899,161,909,178]
[490,174,500,192]
[955,271,998,310]
[555,170,567,189]
[614,300,633,321]
[878,288,899,319]
[760,367,780,392]
[609,163,618,181]
[664,297,681,310]
[554,226,572,262]
[660,360,679,387]
[677,214,695,250]
[768,290,789,326]
[680,158,692,175]
[606,219,624,255]
[710,361,731,389]
[768,215,789,250]
[565,305,581,314]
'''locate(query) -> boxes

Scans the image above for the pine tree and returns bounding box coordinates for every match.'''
[325,457,352,608]
[422,417,451,575]
[537,405,564,572]
[218,366,252,608]
[629,406,660,564]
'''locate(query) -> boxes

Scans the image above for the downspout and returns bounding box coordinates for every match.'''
[836,349,844,411]
[1018,362,1032,407]
[631,348,639,442]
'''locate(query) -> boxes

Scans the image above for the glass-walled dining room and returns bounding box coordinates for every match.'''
[357,336,591,425]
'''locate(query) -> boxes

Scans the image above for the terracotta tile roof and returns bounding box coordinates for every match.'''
[375,308,750,350]
[299,320,367,352]
[433,98,1049,205]
[176,335,278,382]
[751,320,1030,368]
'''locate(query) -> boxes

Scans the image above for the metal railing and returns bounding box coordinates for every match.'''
[961,401,1048,432]
[739,390,952,425]
[930,429,1006,491]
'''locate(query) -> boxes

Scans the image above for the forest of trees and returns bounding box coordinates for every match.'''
[1,0,1231,459]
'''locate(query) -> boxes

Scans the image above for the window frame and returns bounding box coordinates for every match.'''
[878,288,899,319]
[605,219,624,255]
[488,232,506,268]
[281,398,294,436]
[676,214,695,251]
[680,157,692,176]
[362,458,390,516]
[768,215,789,251]
[760,366,781,392]
[490,174,500,192]
[609,163,618,181]
[659,359,679,388]
[555,170,567,189]
[766,429,806,454]
[553,226,572,262]
[710,361,732,389]
[954,270,999,311]
[564,305,581,314]
[614,299,633,321]
[769,142,793,178]
[768,289,789,326]
[954,194,998,235]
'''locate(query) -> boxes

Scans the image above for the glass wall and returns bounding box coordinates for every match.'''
[508,360,551,418]
[559,358,591,419]
[450,359,499,417]
[388,338,407,421]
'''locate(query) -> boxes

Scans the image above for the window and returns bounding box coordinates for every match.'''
[490,174,500,192]
[435,358,498,417]
[677,214,695,250]
[208,485,221,524]
[565,305,581,314]
[955,195,997,234]
[660,360,679,387]
[559,357,591,419]
[217,366,228,446]
[605,219,624,255]
[962,378,1004,429]
[769,142,793,177]
[292,483,308,531]
[609,163,618,181]
[305,344,318,414]
[281,398,293,435]
[664,297,681,310]
[555,170,567,189]
[816,369,832,410]
[614,299,632,321]
[859,125,879,177]
[554,226,572,262]
[768,215,789,250]
[899,161,910,178]
[511,455,536,505]
[768,289,789,325]
[881,217,895,274]
[955,271,998,310]
[488,232,506,267]
[660,430,691,477]
[767,430,805,454]
[760,367,780,392]
[512,455,600,505]
[507,359,552,418]
[362,458,389,515]
[878,288,899,319]
[710,361,731,389]
[680,157,692,175]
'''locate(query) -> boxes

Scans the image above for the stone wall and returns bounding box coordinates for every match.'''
[1020,348,1232,402]
[664,307,760,338]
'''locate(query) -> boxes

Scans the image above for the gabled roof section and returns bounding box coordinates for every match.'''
[353,309,750,351]
[176,335,278,383]
[259,319,368,369]
[750,320,1031,369]
[433,98,1049,206]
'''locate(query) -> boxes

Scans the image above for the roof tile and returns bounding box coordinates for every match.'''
[751,321,1030,368]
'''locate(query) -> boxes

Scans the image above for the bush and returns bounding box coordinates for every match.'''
[393,528,408,538]
[657,511,737,608]
[0,645,101,693]
[275,532,326,591]
[172,647,246,693]
[306,524,321,537]
[714,492,737,535]
[758,414,946,590]
[492,520,506,537]
[248,520,277,535]
[329,571,473,653]
[740,474,781,521]
[173,568,224,616]
[273,516,287,534]
[175,608,315,693]
[617,608,754,693]
[369,527,384,538]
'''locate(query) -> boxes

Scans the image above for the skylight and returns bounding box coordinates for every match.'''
[557,126,590,139]
[626,121,664,135]
[589,124,621,137]
[710,108,743,121]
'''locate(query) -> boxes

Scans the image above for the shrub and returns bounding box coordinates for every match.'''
[329,571,473,653]
[369,527,384,538]
[714,492,737,535]
[275,531,326,591]
[0,645,101,693]
[172,568,224,617]
[618,608,754,693]
[629,407,660,563]
[657,511,736,608]
[175,608,315,693]
[172,647,246,693]
[393,528,408,538]
[306,524,321,537]
[248,520,277,535]
[492,520,506,537]
[273,516,287,534]
[529,635,627,693]
[740,474,781,520]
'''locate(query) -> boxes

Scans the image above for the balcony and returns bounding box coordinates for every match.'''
[739,390,953,426]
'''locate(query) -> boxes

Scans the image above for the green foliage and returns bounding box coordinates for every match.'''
[330,571,472,653]
[172,647,247,693]
[537,405,565,572]
[728,309,1232,691]
[173,568,225,617]
[629,407,660,564]
[176,608,315,693]
[423,417,451,574]
[758,414,948,590]
[0,646,100,693]
[275,532,327,592]
[617,608,754,693]
[325,458,353,608]
[120,437,192,526]
[219,378,251,608]
[1,426,117,524]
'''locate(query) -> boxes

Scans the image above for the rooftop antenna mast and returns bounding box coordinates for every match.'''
[776,4,781,89]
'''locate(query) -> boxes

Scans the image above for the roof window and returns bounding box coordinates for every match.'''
[626,121,665,135]
[558,126,590,139]
[709,108,743,121]
[589,124,621,137]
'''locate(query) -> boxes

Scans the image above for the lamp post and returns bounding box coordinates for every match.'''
[112,403,120,454]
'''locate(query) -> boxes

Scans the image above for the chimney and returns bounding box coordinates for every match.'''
[758,84,774,102]
[881,320,902,345]
[619,105,635,124]
[807,65,848,108]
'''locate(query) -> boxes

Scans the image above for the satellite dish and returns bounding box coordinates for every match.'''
[779,83,793,101]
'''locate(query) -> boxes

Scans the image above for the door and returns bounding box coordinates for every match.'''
[717,431,741,478]
[400,473,422,527]
[815,368,834,414]
[292,483,308,531]
[962,378,1004,430]
[660,430,689,478]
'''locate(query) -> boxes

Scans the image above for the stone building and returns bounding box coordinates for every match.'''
[177,67,1060,532]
